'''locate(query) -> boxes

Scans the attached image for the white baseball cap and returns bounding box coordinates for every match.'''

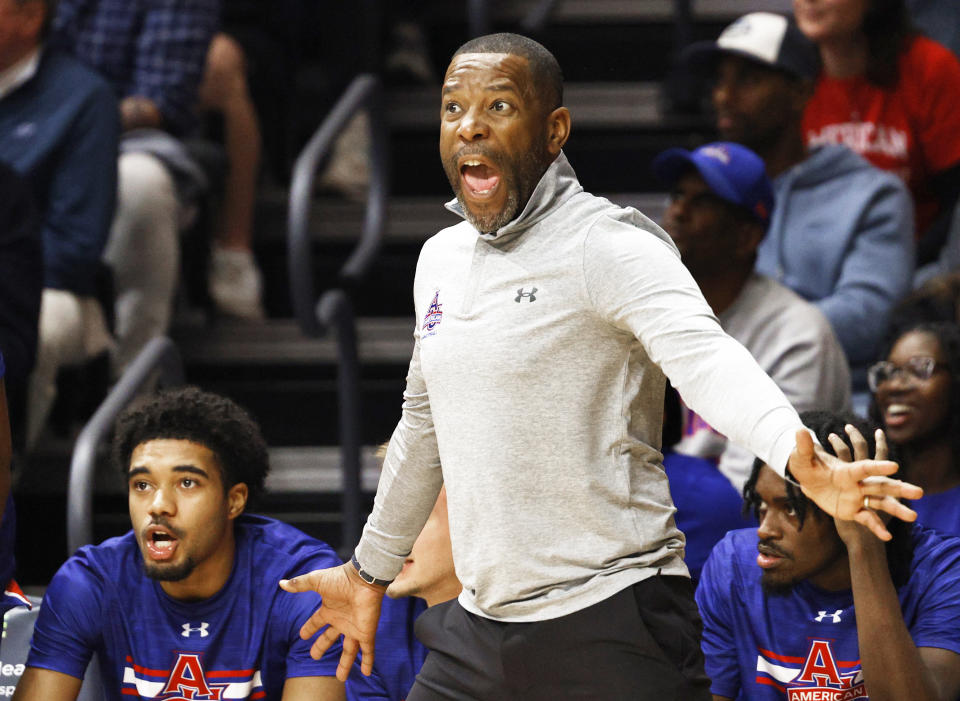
[682,12,820,80]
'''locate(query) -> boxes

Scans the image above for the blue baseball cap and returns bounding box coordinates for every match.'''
[652,142,775,225]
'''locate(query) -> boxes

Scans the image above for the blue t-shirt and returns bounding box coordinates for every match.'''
[0,496,28,616]
[911,485,960,537]
[663,452,756,583]
[696,525,960,700]
[27,515,343,700]
[347,595,428,701]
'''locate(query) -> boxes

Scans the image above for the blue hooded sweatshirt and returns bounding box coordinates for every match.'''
[756,144,914,384]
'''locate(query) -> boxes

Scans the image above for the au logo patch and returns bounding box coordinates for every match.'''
[422,290,443,337]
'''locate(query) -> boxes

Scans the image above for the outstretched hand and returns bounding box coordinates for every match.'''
[788,429,923,541]
[826,425,895,545]
[279,562,386,681]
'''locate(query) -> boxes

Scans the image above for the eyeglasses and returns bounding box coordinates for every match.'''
[867,356,947,392]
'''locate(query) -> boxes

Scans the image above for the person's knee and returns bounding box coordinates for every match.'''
[199,33,250,111]
[109,152,178,279]
[117,152,177,214]
[35,290,84,365]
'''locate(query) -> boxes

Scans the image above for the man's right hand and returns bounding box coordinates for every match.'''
[279,562,386,681]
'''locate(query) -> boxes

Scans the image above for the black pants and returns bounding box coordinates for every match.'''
[408,574,711,700]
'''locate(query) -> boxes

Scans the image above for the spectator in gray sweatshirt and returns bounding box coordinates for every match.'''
[683,12,914,413]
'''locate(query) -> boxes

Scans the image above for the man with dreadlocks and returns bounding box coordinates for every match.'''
[697,410,960,700]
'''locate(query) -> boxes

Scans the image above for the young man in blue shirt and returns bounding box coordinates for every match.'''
[12,388,346,700]
[347,486,460,701]
[697,411,960,700]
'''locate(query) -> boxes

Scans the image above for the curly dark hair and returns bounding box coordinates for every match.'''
[743,409,912,585]
[861,0,915,86]
[113,387,269,503]
[869,321,960,465]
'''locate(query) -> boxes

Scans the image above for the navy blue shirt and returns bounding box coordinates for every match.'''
[27,515,344,700]
[0,162,41,381]
[663,451,756,583]
[0,50,117,295]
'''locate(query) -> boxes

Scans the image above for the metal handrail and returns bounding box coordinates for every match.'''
[287,74,388,553]
[288,74,387,336]
[316,290,363,553]
[67,337,184,555]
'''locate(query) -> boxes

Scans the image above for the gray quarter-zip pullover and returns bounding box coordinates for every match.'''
[355,153,803,621]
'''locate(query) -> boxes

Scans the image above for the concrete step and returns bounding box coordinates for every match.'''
[251,191,671,316]
[254,191,669,244]
[430,0,792,24]
[386,82,703,132]
[16,444,383,498]
[172,317,415,366]
[293,79,713,196]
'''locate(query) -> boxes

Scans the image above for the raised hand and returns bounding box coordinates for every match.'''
[279,562,386,681]
[827,425,900,545]
[788,429,923,541]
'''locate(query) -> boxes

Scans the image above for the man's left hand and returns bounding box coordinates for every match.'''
[788,429,922,541]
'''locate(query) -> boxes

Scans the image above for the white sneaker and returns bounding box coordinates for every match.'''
[317,112,370,202]
[208,245,266,320]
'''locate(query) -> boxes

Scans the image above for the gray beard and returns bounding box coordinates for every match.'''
[444,140,552,235]
[456,187,522,234]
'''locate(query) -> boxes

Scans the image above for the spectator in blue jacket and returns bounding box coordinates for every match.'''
[685,12,915,412]
[51,0,219,374]
[0,160,41,392]
[0,0,118,448]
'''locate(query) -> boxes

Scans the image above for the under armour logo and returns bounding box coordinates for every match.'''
[515,287,537,303]
[181,622,210,638]
[815,610,843,623]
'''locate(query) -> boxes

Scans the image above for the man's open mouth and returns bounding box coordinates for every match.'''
[460,158,501,197]
[144,525,180,561]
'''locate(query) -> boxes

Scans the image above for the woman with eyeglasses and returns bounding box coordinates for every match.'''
[869,321,960,534]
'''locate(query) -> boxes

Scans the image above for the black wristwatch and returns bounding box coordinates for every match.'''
[351,554,393,587]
